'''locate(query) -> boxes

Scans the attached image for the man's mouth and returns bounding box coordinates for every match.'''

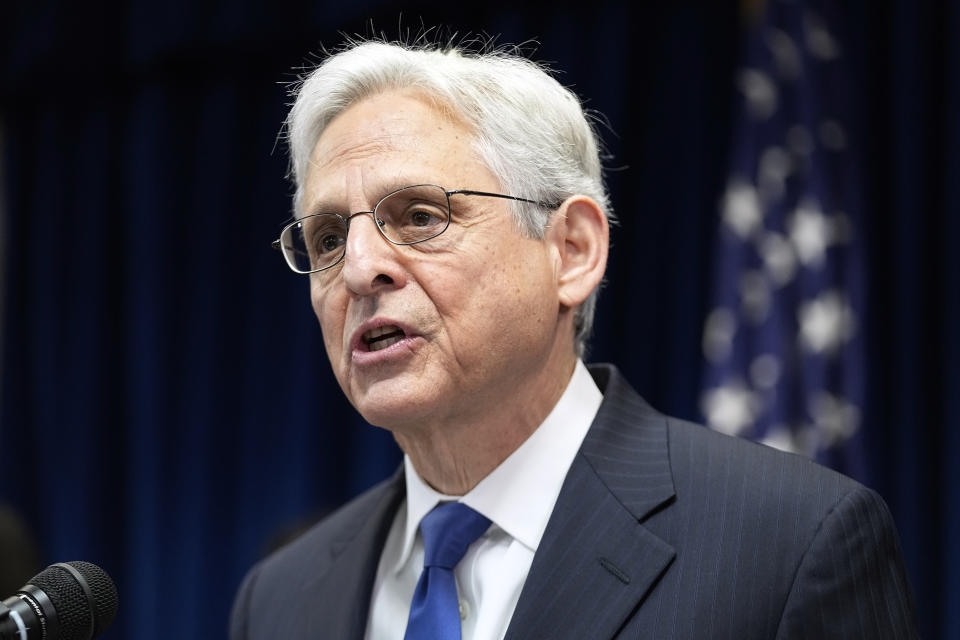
[362,325,407,352]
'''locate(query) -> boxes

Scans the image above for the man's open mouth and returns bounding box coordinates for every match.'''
[362,325,407,352]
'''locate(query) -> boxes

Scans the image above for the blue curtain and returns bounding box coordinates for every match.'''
[1,2,956,638]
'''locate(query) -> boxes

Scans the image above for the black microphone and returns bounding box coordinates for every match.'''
[0,562,117,640]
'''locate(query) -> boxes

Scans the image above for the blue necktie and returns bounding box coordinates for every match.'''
[403,502,491,639]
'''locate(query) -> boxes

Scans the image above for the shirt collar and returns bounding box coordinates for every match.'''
[395,360,602,573]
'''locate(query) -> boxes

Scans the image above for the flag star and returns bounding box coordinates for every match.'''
[749,353,782,390]
[819,119,847,151]
[809,391,861,445]
[722,181,764,239]
[758,231,797,286]
[804,10,840,60]
[758,146,791,202]
[798,291,856,354]
[789,203,831,266]
[764,27,802,80]
[761,427,801,454]
[761,424,816,457]
[739,270,771,324]
[702,307,737,363]
[701,382,760,436]
[737,69,779,120]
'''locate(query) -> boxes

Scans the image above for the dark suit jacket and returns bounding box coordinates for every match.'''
[231,364,918,639]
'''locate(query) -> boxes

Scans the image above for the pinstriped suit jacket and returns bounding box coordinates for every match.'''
[230,364,919,639]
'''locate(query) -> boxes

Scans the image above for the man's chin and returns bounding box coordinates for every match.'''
[348,384,441,430]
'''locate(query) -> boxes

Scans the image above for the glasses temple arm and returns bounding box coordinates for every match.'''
[447,189,563,210]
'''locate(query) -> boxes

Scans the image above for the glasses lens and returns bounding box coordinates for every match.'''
[281,214,347,273]
[376,185,450,245]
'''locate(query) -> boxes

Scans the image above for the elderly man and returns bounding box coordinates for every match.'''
[231,39,917,639]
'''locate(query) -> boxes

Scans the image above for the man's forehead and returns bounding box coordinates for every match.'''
[303,91,489,209]
[310,119,409,171]
[310,91,470,162]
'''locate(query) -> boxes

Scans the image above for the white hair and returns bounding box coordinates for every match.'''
[286,39,613,356]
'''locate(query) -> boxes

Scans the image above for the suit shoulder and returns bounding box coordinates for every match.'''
[234,470,402,606]
[664,415,865,518]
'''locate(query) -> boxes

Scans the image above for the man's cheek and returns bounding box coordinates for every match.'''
[319,322,344,364]
[312,291,342,337]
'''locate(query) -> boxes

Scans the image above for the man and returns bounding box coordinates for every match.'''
[231,39,918,639]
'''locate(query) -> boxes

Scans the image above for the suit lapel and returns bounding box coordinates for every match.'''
[298,469,405,639]
[504,365,677,640]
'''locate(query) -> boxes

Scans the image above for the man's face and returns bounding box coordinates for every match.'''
[303,91,568,432]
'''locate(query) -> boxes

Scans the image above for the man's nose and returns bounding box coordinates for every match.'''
[340,212,405,294]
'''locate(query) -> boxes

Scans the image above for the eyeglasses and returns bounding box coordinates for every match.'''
[272,183,560,274]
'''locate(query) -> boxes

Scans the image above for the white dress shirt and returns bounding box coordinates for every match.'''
[364,360,603,640]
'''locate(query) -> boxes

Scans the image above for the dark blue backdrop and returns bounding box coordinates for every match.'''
[1,2,956,638]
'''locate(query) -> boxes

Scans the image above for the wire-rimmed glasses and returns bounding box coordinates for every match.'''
[272,183,560,274]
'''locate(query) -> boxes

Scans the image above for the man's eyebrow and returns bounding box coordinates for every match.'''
[303,180,435,215]
[304,198,347,215]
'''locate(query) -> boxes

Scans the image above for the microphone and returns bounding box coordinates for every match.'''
[0,562,117,640]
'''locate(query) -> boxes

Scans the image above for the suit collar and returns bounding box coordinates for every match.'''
[581,364,676,522]
[505,364,677,640]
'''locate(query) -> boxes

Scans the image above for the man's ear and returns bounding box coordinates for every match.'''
[546,195,609,308]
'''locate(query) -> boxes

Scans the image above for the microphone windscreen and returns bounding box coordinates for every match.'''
[68,562,118,636]
[26,561,118,640]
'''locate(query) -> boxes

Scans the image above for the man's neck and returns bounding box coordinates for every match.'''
[393,356,577,496]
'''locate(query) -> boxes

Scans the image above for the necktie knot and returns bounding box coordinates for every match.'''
[420,502,491,569]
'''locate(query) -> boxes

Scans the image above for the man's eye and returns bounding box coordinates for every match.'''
[318,233,344,253]
[409,209,440,227]
[402,206,445,228]
[307,225,345,254]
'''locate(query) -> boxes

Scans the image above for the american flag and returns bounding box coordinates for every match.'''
[700,0,867,479]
